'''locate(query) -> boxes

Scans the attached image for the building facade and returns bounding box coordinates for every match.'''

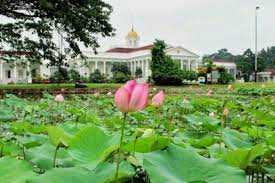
[0,28,200,83]
[212,60,237,79]
[71,28,200,80]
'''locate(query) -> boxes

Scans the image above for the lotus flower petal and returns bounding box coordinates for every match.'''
[115,87,130,113]
[129,83,149,112]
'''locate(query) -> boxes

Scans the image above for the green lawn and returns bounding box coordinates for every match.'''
[0,82,274,96]
[0,83,121,90]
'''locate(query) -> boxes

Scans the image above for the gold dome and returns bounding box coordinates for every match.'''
[126,27,139,39]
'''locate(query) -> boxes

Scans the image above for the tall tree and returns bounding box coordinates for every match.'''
[0,0,115,68]
[151,40,183,85]
[204,48,234,61]
[235,49,265,81]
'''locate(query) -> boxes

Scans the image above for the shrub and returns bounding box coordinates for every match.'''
[111,63,131,83]
[89,69,106,83]
[182,71,198,81]
[218,71,234,84]
[112,72,131,83]
[68,69,80,82]
[151,40,183,85]
[49,67,69,83]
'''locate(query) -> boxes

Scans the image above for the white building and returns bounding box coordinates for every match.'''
[71,27,200,80]
[212,60,237,79]
[0,28,200,83]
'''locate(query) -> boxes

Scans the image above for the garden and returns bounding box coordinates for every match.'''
[0,81,274,183]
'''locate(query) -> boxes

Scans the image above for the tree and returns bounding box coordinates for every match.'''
[89,69,105,83]
[111,63,131,83]
[235,49,265,82]
[0,0,114,67]
[259,46,275,69]
[49,67,69,83]
[203,48,234,61]
[151,40,183,85]
[111,63,131,75]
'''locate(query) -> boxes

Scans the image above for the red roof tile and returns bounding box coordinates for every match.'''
[106,45,154,53]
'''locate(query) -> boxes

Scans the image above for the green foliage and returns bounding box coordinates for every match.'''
[89,69,106,83]
[0,157,36,183]
[0,87,274,182]
[111,63,131,83]
[143,144,246,183]
[0,0,114,67]
[182,70,198,81]
[204,48,235,61]
[49,67,69,83]
[135,67,143,78]
[217,67,234,84]
[68,126,119,169]
[151,40,183,85]
[68,69,80,82]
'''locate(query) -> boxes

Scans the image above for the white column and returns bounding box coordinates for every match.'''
[134,61,136,74]
[188,59,191,71]
[27,61,32,83]
[132,61,134,76]
[141,60,144,77]
[0,61,3,82]
[95,61,98,71]
[145,60,149,78]
[103,61,106,74]
[13,64,17,82]
[180,60,183,70]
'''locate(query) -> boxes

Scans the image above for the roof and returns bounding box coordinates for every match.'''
[106,44,154,53]
[264,69,275,75]
[0,51,31,56]
[213,59,235,63]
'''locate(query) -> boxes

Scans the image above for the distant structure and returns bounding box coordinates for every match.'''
[212,59,237,79]
[257,69,275,82]
[71,27,200,80]
[0,27,200,83]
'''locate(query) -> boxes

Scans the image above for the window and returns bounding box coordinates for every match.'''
[6,70,11,79]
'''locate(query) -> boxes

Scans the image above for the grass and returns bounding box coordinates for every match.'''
[0,83,121,90]
[0,82,274,95]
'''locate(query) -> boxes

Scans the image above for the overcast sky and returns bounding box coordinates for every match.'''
[97,0,274,56]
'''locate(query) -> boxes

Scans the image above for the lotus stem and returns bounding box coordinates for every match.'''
[115,113,127,182]
[53,144,60,168]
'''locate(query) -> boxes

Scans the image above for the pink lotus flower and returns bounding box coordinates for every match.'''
[152,91,165,107]
[206,89,213,97]
[223,107,229,116]
[94,92,100,97]
[115,80,149,113]
[55,94,64,102]
[227,84,233,91]
[183,97,190,104]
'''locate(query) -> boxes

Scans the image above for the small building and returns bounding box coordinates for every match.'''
[257,69,275,82]
[212,59,237,79]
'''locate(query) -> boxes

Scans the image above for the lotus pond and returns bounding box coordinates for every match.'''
[0,90,274,183]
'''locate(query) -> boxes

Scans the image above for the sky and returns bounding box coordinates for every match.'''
[97,0,275,56]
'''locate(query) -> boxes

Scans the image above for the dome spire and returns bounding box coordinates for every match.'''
[126,25,140,48]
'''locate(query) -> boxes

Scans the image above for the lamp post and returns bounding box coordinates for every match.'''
[254,6,260,82]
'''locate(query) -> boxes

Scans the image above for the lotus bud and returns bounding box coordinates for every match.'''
[55,94,64,102]
[152,91,165,107]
